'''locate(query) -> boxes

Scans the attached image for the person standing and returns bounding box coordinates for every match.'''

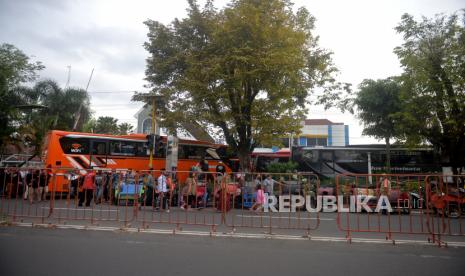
[182,172,198,209]
[157,170,169,212]
[95,170,104,204]
[0,168,5,196]
[141,170,155,207]
[28,170,40,204]
[263,175,275,196]
[68,169,81,198]
[38,170,48,201]
[79,170,96,207]
[216,161,226,184]
[250,184,265,212]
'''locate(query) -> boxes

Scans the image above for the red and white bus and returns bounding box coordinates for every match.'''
[42,130,230,192]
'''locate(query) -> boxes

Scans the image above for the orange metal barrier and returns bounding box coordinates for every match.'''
[222,172,320,235]
[335,173,465,245]
[425,175,465,244]
[1,167,464,246]
[335,174,434,242]
[136,170,224,231]
[0,168,53,223]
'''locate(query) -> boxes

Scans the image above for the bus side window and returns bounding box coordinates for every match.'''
[92,141,107,155]
[110,141,135,156]
[154,142,166,158]
[135,142,148,157]
[59,137,89,154]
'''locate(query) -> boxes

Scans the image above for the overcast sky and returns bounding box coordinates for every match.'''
[1,0,463,144]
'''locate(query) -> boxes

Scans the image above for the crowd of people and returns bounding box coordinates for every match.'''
[0,168,49,203]
[0,160,293,213]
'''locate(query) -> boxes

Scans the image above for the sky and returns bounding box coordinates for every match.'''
[0,0,463,144]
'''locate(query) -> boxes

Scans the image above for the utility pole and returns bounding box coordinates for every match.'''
[134,92,164,169]
[65,66,71,88]
[148,96,156,169]
[72,68,94,131]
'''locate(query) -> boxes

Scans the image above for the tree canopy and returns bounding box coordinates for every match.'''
[0,43,44,150]
[394,12,465,172]
[84,116,134,135]
[16,79,92,154]
[142,0,340,169]
[0,43,44,88]
[353,78,402,172]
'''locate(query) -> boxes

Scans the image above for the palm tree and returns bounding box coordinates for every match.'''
[15,79,91,155]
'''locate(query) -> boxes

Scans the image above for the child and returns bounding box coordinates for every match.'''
[250,184,265,212]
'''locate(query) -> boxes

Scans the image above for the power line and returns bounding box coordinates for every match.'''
[88,90,149,94]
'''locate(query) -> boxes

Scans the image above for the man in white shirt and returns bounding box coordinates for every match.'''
[263,175,275,196]
[157,170,169,212]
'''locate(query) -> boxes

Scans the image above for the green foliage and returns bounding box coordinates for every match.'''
[354,78,402,141]
[16,80,92,154]
[94,116,119,134]
[82,118,97,133]
[118,122,134,135]
[86,116,134,135]
[266,161,298,174]
[142,0,340,170]
[353,78,403,172]
[394,12,465,171]
[0,43,44,87]
[0,44,44,149]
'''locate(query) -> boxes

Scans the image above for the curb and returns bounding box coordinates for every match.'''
[5,221,465,248]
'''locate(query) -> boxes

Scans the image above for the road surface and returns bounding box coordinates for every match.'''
[1,226,464,276]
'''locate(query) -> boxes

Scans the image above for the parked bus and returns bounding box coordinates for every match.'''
[251,149,291,172]
[291,145,441,178]
[42,130,230,192]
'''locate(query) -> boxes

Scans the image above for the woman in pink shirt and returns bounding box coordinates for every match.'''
[251,184,265,212]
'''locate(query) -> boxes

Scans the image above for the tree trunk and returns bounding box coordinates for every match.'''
[237,146,251,173]
[385,136,391,173]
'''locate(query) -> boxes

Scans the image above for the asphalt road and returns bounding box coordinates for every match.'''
[1,226,465,276]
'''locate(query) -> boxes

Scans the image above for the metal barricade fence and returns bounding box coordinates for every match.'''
[425,175,465,243]
[136,170,223,231]
[0,167,52,224]
[3,166,463,245]
[222,172,320,235]
[335,174,434,242]
[52,168,132,225]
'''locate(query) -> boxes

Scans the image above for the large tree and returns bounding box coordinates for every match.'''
[83,117,134,135]
[142,0,339,170]
[94,116,120,135]
[0,43,44,150]
[394,12,465,173]
[118,122,134,135]
[17,80,91,154]
[353,78,402,172]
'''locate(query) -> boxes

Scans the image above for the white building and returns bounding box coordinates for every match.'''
[282,119,349,147]
[134,107,159,135]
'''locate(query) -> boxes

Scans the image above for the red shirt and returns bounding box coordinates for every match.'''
[82,172,96,190]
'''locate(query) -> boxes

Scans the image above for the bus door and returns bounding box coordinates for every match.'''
[165,136,178,172]
[90,140,108,168]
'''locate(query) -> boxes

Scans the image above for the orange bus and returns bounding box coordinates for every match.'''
[42,130,230,192]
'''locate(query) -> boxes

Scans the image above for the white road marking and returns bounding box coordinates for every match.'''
[41,207,119,212]
[8,222,465,247]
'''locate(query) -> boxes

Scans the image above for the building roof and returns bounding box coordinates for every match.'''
[304,119,344,126]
